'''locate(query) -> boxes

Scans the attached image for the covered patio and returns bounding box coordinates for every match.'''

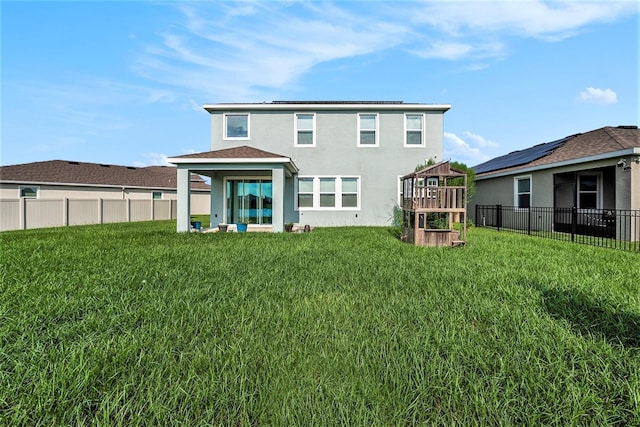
[167,146,299,233]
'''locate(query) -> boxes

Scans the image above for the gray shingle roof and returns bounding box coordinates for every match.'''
[0,160,210,190]
[169,146,289,160]
[474,126,639,176]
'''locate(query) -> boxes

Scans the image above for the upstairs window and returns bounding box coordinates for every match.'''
[514,176,531,209]
[20,186,38,198]
[224,113,249,139]
[578,173,601,210]
[405,114,424,146]
[358,113,378,146]
[295,113,315,146]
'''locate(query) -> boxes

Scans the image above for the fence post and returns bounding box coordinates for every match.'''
[571,206,577,242]
[496,204,502,231]
[527,205,532,235]
[475,204,478,227]
[21,197,26,230]
[64,198,69,227]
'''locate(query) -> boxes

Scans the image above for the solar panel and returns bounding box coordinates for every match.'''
[473,136,570,174]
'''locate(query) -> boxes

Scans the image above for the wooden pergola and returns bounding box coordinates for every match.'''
[401,161,467,247]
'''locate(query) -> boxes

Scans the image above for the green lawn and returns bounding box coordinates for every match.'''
[1,223,638,425]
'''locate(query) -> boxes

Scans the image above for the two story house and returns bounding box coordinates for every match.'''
[168,101,450,232]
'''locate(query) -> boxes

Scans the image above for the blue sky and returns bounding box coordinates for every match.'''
[2,1,638,168]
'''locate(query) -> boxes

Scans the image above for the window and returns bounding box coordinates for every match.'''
[405,114,424,146]
[20,186,38,198]
[578,173,601,210]
[298,178,314,208]
[426,177,438,199]
[297,176,360,210]
[224,113,249,139]
[358,113,378,146]
[514,176,531,209]
[319,178,335,207]
[152,192,162,200]
[341,178,358,208]
[295,113,315,146]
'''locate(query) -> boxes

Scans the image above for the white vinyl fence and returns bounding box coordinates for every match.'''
[0,198,178,231]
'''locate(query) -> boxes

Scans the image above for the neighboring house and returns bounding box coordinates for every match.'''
[0,160,210,205]
[470,126,639,238]
[0,160,211,230]
[167,101,450,232]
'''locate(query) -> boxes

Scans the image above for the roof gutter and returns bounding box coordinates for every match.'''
[204,103,451,113]
[476,147,640,180]
[0,180,210,192]
[167,156,300,174]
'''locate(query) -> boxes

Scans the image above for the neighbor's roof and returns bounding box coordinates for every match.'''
[203,100,451,113]
[0,160,210,190]
[474,126,639,176]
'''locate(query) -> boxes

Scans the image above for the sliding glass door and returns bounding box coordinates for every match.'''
[226,179,272,225]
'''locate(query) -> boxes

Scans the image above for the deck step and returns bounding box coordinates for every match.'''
[452,240,466,246]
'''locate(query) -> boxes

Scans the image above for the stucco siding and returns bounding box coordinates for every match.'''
[209,108,444,226]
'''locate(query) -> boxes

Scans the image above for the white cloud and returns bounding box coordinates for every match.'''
[411,40,507,61]
[131,1,637,101]
[444,131,493,165]
[404,1,636,66]
[135,2,408,102]
[411,41,472,60]
[133,152,171,167]
[409,1,636,40]
[576,87,618,105]
[463,131,499,148]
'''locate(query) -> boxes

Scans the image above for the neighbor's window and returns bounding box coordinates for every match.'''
[295,113,315,146]
[297,176,360,210]
[514,176,531,209]
[20,186,38,198]
[224,113,249,139]
[578,173,601,210]
[152,191,162,200]
[358,113,378,146]
[405,114,424,146]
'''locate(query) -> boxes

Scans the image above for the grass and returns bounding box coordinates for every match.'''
[1,222,639,425]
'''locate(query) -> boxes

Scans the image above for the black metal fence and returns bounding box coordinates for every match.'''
[475,205,640,252]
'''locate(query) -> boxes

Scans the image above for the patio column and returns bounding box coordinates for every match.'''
[176,167,191,232]
[272,166,284,232]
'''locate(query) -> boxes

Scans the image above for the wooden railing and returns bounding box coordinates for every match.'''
[402,186,466,211]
